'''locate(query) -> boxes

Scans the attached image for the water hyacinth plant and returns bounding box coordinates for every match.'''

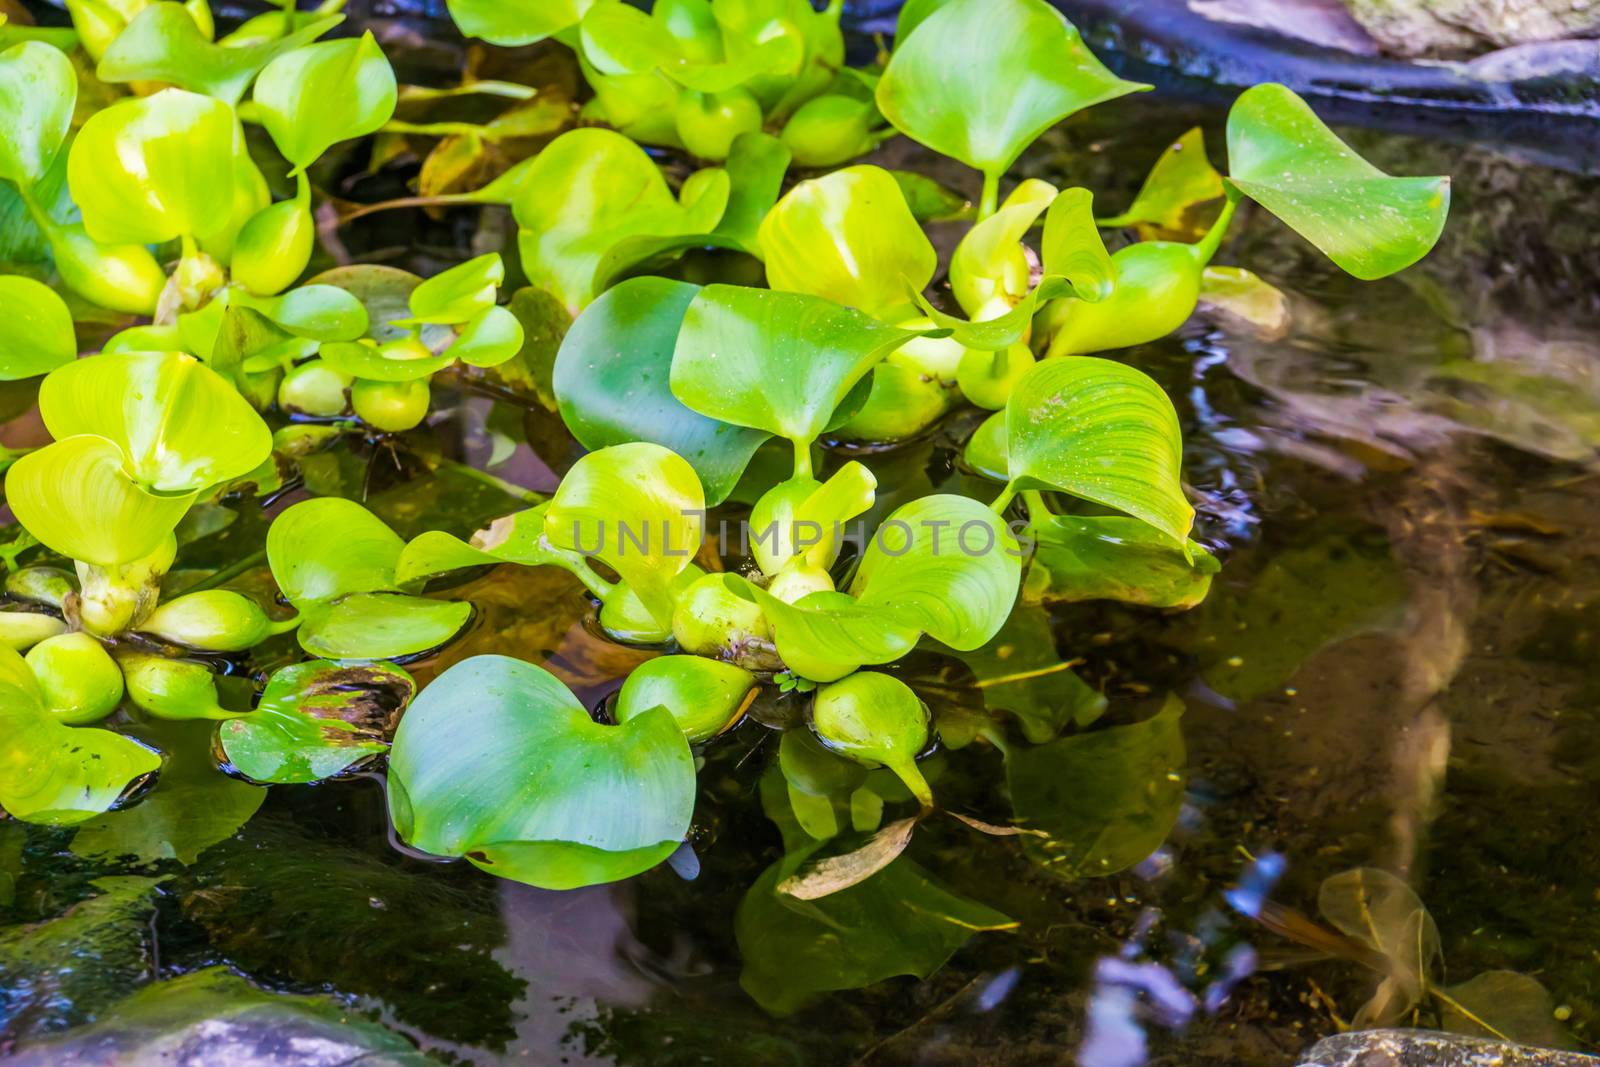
[0,0,1449,949]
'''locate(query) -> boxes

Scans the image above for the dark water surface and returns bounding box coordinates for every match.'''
[4,31,1600,1067]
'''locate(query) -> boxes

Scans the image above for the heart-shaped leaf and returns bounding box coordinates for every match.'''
[388,654,696,889]
[446,305,523,368]
[67,88,241,245]
[513,128,729,314]
[554,277,769,505]
[40,350,272,494]
[670,285,925,447]
[758,165,935,318]
[0,275,75,380]
[877,0,1147,181]
[6,435,195,566]
[220,660,413,784]
[849,494,1021,651]
[0,40,76,188]
[0,646,162,825]
[97,4,342,105]
[253,33,397,172]
[1226,83,1448,280]
[297,594,473,662]
[1098,127,1224,235]
[1027,515,1218,610]
[445,0,593,46]
[544,443,705,629]
[1006,357,1192,545]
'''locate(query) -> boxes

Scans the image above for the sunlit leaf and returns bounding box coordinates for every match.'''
[40,350,272,493]
[389,654,696,889]
[254,32,397,172]
[394,505,576,586]
[613,654,755,744]
[951,178,1055,317]
[447,305,523,368]
[1226,83,1449,280]
[1007,695,1185,878]
[1098,127,1223,236]
[0,40,76,188]
[219,660,414,784]
[1006,357,1192,545]
[741,581,919,683]
[759,165,935,318]
[554,277,769,506]
[445,0,593,46]
[670,284,924,446]
[402,252,502,326]
[876,0,1147,180]
[812,673,933,808]
[6,435,194,566]
[0,275,75,380]
[513,128,729,313]
[297,594,472,662]
[544,443,705,629]
[67,88,240,245]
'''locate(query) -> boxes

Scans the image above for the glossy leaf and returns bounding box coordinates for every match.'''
[1007,695,1185,878]
[0,646,162,825]
[67,88,240,245]
[850,494,1020,651]
[876,0,1147,179]
[544,443,705,628]
[97,5,342,105]
[0,275,75,380]
[445,0,593,46]
[0,41,76,188]
[447,305,523,368]
[742,582,920,683]
[759,165,935,318]
[1026,515,1218,610]
[554,277,769,506]
[711,130,792,251]
[1042,187,1115,301]
[297,594,472,662]
[402,252,502,326]
[254,33,397,172]
[1006,358,1192,546]
[40,351,272,493]
[6,435,194,566]
[1099,127,1223,234]
[513,128,729,314]
[613,655,755,743]
[388,654,696,889]
[670,285,924,446]
[266,497,403,605]
[219,660,414,784]
[812,672,932,808]
[951,178,1055,317]
[394,505,576,586]
[1226,83,1449,280]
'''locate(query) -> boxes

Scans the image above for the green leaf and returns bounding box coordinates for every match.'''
[446,305,523,368]
[395,505,579,585]
[1042,187,1115,301]
[267,497,406,606]
[1225,83,1449,280]
[1026,515,1218,610]
[388,654,696,889]
[0,646,162,825]
[1006,695,1185,878]
[812,672,933,808]
[253,32,397,172]
[1006,357,1192,545]
[951,178,1056,317]
[670,284,924,446]
[1039,240,1205,357]
[544,443,705,629]
[401,252,502,326]
[889,168,970,223]
[876,0,1147,180]
[0,40,77,188]
[613,654,754,744]
[513,128,729,314]
[317,339,453,383]
[298,594,473,662]
[304,264,442,346]
[231,285,371,342]
[554,277,769,506]
[5,435,195,566]
[70,718,264,865]
[850,494,1020,651]
[40,350,272,493]
[445,0,593,46]
[758,165,935,318]
[1098,127,1224,234]
[219,660,414,784]
[67,87,241,245]
[710,130,792,252]
[951,604,1107,744]
[741,581,920,683]
[0,275,75,380]
[97,5,342,106]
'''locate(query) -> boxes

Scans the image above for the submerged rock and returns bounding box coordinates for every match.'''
[1343,0,1600,58]
[1296,1029,1599,1066]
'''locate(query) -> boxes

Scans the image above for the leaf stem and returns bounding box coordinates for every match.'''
[989,482,1018,514]
[978,172,1000,220]
[1021,490,1052,527]
[792,438,813,481]
[183,549,267,596]
[1193,187,1243,266]
[380,119,518,141]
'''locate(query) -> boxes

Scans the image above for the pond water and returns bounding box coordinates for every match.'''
[4,25,1600,1067]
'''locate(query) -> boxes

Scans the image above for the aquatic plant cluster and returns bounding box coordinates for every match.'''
[0,0,1446,923]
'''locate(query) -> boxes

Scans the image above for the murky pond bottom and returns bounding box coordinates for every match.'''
[5,88,1600,1066]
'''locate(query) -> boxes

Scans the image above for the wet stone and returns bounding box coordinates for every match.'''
[1296,1030,1600,1067]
